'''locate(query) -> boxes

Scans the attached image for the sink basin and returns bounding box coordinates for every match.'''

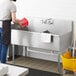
[11,24,29,31]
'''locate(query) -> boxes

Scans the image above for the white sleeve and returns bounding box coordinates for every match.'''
[10,3,17,12]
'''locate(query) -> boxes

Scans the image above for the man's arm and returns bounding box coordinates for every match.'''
[11,12,21,25]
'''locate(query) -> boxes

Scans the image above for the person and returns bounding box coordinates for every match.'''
[0,0,21,63]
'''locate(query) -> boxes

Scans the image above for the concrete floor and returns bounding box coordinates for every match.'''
[7,56,74,76]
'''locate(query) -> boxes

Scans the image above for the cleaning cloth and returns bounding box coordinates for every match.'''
[19,18,28,28]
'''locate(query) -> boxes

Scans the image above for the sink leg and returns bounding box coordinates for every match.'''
[12,45,15,64]
[23,46,27,56]
[58,53,61,74]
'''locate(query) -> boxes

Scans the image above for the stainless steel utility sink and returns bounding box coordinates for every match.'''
[11,18,72,51]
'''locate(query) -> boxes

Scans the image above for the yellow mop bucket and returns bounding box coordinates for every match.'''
[61,51,76,72]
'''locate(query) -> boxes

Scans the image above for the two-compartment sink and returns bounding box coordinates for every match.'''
[11,18,73,62]
[11,21,72,51]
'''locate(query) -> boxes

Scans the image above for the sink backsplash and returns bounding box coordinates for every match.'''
[28,17,72,35]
